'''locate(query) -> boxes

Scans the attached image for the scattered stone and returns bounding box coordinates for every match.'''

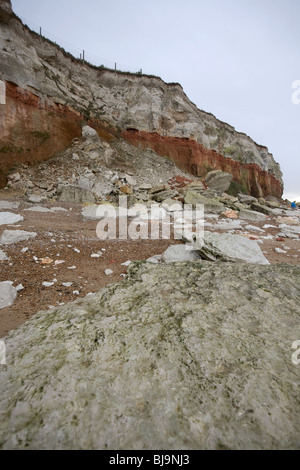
[0,230,37,245]
[239,209,266,222]
[146,256,160,263]
[8,172,21,183]
[0,212,23,225]
[0,201,20,210]
[244,225,265,233]
[54,260,65,266]
[42,282,55,288]
[40,258,53,265]
[62,283,73,288]
[277,217,299,226]
[27,195,47,204]
[24,206,51,213]
[238,194,257,205]
[152,189,177,202]
[57,186,96,204]
[0,282,17,309]
[121,261,132,267]
[105,269,113,276]
[184,192,224,214]
[148,185,167,195]
[139,183,152,191]
[161,245,201,263]
[0,250,9,261]
[161,199,183,212]
[250,202,273,216]
[221,209,239,219]
[275,248,287,254]
[77,177,94,192]
[82,126,98,138]
[214,220,243,231]
[50,207,68,212]
[82,203,117,220]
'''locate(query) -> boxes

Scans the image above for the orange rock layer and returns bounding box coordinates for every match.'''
[123,129,283,198]
[0,82,113,187]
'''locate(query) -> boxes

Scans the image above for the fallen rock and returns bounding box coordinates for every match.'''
[0,282,17,309]
[24,206,51,213]
[214,220,244,231]
[0,230,37,245]
[250,202,273,216]
[239,209,266,222]
[277,217,299,226]
[161,244,201,263]
[221,209,239,219]
[27,195,47,204]
[77,177,94,192]
[82,126,98,139]
[238,194,257,205]
[0,201,20,210]
[0,212,24,225]
[184,191,224,214]
[0,262,299,449]
[183,231,270,264]
[57,186,96,204]
[152,189,178,202]
[139,184,152,191]
[204,170,233,196]
[0,250,9,261]
[161,199,183,212]
[244,225,265,233]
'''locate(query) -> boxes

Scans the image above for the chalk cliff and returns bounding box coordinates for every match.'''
[0,0,283,196]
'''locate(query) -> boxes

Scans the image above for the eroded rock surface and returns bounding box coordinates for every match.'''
[0,261,299,450]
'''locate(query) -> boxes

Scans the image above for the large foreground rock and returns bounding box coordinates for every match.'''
[0,261,299,450]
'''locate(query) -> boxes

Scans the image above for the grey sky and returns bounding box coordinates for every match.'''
[11,0,300,199]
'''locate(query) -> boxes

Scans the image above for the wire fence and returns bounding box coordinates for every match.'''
[15,12,143,75]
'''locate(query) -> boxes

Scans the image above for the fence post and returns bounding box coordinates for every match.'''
[115,62,117,74]
[39,27,42,36]
[83,50,85,62]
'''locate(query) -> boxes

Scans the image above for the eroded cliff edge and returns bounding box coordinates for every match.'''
[0,0,283,197]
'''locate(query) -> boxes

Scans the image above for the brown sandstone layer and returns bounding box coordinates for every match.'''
[0,82,114,187]
[123,129,283,198]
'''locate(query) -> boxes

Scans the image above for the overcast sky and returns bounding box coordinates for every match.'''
[11,0,300,200]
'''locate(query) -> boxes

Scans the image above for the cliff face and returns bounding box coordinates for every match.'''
[0,1,283,196]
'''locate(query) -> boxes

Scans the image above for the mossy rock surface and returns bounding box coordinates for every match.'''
[0,261,299,449]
